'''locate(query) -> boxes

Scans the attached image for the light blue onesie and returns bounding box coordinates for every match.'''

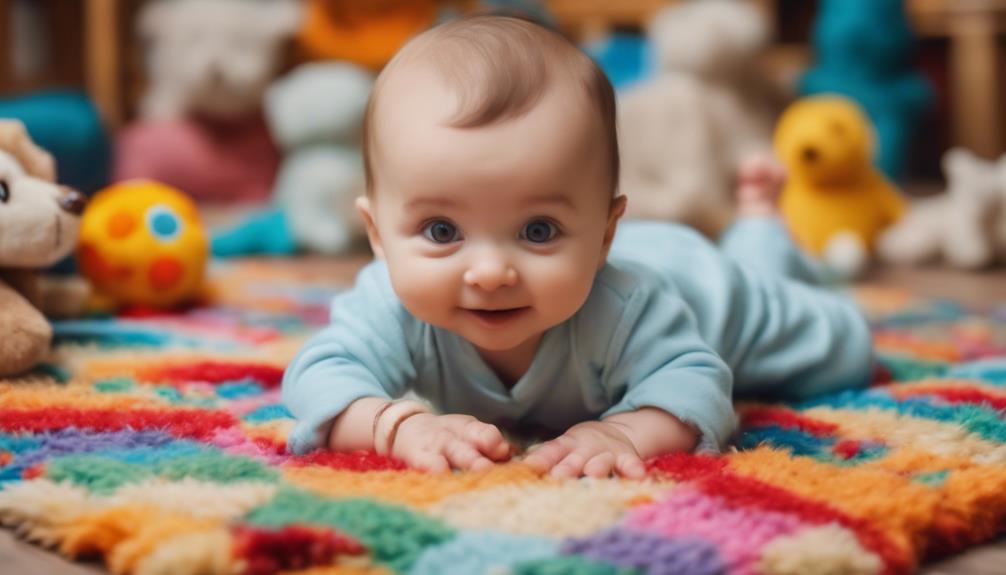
[282,219,873,454]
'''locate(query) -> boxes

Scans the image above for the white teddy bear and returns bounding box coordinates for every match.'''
[878,148,1006,269]
[618,0,780,237]
[138,0,302,120]
[266,62,374,254]
[211,62,374,256]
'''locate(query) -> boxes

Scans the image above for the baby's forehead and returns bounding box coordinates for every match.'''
[363,16,619,196]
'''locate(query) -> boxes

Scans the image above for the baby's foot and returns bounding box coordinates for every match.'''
[737,155,786,218]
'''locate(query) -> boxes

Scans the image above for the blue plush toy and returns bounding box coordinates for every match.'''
[800,0,932,180]
[584,33,656,91]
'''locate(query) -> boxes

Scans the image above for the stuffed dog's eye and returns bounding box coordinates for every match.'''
[0,179,9,203]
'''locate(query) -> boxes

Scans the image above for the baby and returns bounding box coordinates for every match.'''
[282,16,872,478]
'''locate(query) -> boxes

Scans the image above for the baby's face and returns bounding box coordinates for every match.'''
[360,65,622,354]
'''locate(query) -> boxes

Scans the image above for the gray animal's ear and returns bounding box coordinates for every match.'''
[261,0,304,38]
[138,0,175,41]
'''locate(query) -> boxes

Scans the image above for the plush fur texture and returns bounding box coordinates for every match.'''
[138,0,302,121]
[878,149,1006,269]
[0,121,83,377]
[618,0,779,237]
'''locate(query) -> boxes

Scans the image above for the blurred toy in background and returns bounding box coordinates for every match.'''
[0,121,88,377]
[775,96,905,278]
[213,62,373,257]
[618,0,780,237]
[136,0,302,121]
[115,114,281,205]
[478,0,555,27]
[585,34,655,92]
[800,0,932,181]
[879,149,1006,269]
[113,0,303,204]
[79,180,208,310]
[297,0,436,70]
[0,91,110,196]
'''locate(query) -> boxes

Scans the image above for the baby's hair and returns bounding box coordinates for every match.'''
[363,15,619,196]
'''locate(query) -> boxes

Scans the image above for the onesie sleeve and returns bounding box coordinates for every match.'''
[600,283,737,453]
[282,261,418,454]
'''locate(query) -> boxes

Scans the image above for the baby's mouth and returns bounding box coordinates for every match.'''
[463,307,531,327]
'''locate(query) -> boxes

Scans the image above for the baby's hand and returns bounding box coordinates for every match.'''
[392,413,512,473]
[522,420,646,479]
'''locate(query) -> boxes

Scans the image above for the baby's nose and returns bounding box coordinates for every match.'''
[463,255,518,291]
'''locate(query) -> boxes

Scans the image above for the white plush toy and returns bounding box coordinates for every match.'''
[618,0,780,236]
[264,62,373,254]
[878,149,1006,269]
[138,0,302,120]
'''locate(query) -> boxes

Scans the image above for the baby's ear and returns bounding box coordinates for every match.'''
[600,195,627,263]
[355,196,384,259]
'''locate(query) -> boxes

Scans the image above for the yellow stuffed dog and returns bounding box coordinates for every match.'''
[775,96,904,276]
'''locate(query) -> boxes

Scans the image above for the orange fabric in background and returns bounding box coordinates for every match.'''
[297,0,438,70]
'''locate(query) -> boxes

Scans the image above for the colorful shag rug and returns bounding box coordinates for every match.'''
[2,260,1006,575]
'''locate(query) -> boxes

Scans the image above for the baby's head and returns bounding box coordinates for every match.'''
[357,15,624,355]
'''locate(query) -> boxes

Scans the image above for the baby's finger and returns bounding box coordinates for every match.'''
[522,441,569,474]
[614,453,646,480]
[463,420,511,461]
[410,451,451,474]
[582,452,616,478]
[445,438,494,471]
[550,450,590,479]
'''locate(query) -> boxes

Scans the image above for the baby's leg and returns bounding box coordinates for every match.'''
[721,156,827,284]
[730,267,875,400]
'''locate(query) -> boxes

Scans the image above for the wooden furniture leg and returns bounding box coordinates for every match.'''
[948,9,1002,158]
[85,0,121,127]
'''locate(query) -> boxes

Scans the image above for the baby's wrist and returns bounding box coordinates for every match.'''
[604,408,699,458]
[372,399,430,456]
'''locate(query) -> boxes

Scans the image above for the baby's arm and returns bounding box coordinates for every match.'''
[283,262,512,471]
[525,283,735,478]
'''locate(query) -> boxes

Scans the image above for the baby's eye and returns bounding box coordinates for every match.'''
[520,219,559,244]
[422,219,461,244]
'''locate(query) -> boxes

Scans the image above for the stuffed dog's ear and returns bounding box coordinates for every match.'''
[0,120,55,182]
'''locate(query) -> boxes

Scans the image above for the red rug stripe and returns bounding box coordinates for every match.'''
[739,406,840,436]
[232,524,365,575]
[136,361,285,388]
[891,387,1006,410]
[645,452,727,481]
[283,449,407,472]
[0,407,236,439]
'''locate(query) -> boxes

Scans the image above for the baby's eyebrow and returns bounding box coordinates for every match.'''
[523,193,574,209]
[404,196,459,211]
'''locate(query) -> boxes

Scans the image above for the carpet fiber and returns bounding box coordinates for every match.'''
[1,260,1006,575]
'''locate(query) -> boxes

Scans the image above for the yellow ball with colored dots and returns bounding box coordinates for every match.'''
[78,180,208,310]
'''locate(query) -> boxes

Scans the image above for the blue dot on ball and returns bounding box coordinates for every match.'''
[147,206,181,239]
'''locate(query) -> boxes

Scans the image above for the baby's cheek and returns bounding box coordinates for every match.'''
[387,254,459,323]
[528,256,594,314]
